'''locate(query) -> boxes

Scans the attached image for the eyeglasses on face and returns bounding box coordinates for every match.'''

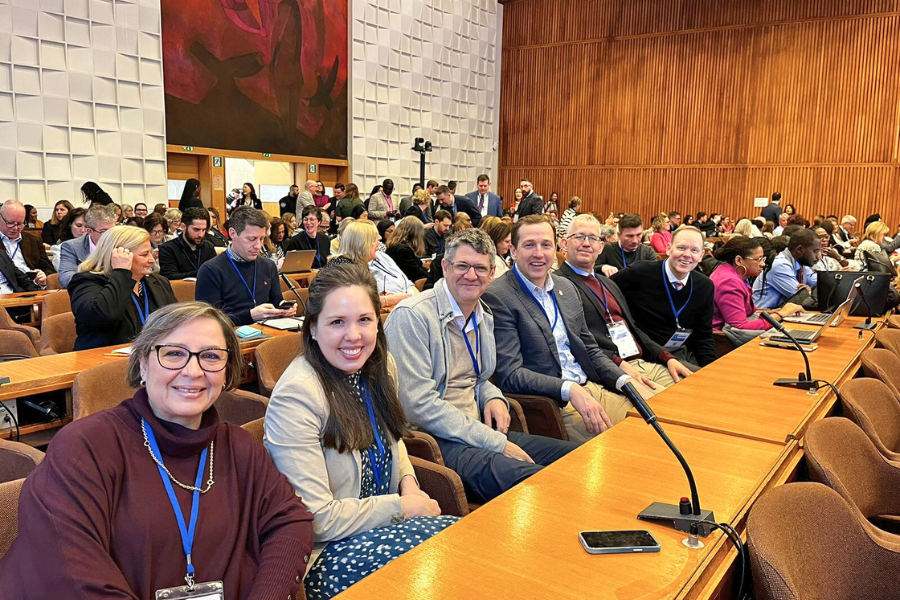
[153,344,231,372]
[567,233,601,245]
[447,260,493,276]
[0,213,24,228]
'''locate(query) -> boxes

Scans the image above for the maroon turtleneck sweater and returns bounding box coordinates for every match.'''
[0,390,314,600]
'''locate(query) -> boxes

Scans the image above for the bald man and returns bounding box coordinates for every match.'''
[295,180,316,214]
[0,199,54,285]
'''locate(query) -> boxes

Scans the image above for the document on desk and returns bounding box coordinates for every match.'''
[110,346,132,355]
[260,317,305,331]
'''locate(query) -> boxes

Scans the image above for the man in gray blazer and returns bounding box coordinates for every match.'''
[465,174,503,222]
[483,215,654,443]
[385,228,577,502]
[58,204,117,288]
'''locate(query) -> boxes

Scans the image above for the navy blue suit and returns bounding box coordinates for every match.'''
[465,191,502,221]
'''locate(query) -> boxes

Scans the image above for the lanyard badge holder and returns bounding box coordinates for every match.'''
[587,277,641,360]
[661,263,693,350]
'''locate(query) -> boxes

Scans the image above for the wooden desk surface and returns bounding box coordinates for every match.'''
[0,290,56,308]
[639,316,878,444]
[334,419,786,600]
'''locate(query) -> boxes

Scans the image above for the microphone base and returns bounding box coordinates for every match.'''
[773,378,819,392]
[638,502,716,537]
[853,321,878,331]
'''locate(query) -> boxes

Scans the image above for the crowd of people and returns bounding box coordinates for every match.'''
[1,179,898,599]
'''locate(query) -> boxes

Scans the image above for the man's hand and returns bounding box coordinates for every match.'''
[250,303,295,321]
[600,265,618,277]
[32,269,47,287]
[619,361,656,390]
[666,358,692,382]
[502,441,534,463]
[482,398,511,434]
[569,384,613,435]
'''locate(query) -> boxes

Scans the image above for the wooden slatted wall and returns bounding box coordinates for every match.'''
[499,0,900,227]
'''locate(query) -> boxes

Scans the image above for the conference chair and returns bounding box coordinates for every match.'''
[44,273,61,290]
[40,289,70,320]
[805,417,900,534]
[839,378,900,461]
[253,333,303,397]
[748,482,900,600]
[889,315,900,330]
[0,329,38,359]
[875,328,900,358]
[38,312,76,355]
[0,479,25,560]
[505,393,567,440]
[0,439,44,483]
[0,306,39,352]
[414,278,426,292]
[860,348,900,398]
[240,418,469,517]
[169,279,196,303]
[713,330,736,357]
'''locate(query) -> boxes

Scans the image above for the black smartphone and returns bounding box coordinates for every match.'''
[578,530,661,555]
[25,270,38,279]
[278,300,297,310]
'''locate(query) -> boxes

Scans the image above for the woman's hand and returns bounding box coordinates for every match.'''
[399,475,430,499]
[401,494,441,518]
[111,247,133,270]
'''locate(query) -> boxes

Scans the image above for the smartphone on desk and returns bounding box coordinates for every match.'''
[579,530,660,555]
[278,300,297,310]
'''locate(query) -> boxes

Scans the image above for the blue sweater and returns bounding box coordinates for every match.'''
[196,251,283,325]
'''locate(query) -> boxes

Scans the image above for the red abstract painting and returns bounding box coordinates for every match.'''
[162,0,348,158]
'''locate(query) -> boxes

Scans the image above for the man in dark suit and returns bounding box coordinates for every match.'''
[434,185,480,225]
[593,213,657,275]
[558,214,696,390]
[482,215,654,443]
[760,191,783,223]
[424,210,453,257]
[0,236,40,322]
[465,174,503,223]
[515,179,542,218]
[158,207,218,280]
[0,200,54,286]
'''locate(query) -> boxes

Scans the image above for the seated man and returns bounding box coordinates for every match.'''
[424,210,453,256]
[158,207,217,280]
[196,207,296,325]
[385,229,579,502]
[0,200,54,286]
[0,237,40,320]
[558,214,694,388]
[483,215,653,443]
[593,213,657,276]
[752,228,821,310]
[58,204,117,288]
[611,226,717,368]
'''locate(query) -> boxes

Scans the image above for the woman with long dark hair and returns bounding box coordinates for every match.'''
[42,199,75,245]
[81,181,113,206]
[228,182,261,214]
[178,178,203,212]
[206,207,228,247]
[265,262,454,600]
[23,204,42,229]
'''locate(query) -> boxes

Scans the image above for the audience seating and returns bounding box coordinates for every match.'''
[414,278,426,292]
[40,289,70,320]
[240,416,265,443]
[0,330,38,359]
[839,378,900,461]
[216,390,268,426]
[875,328,900,358]
[253,333,303,397]
[44,273,61,290]
[0,439,44,483]
[169,279,196,303]
[38,312,76,355]
[805,417,900,534]
[0,479,24,560]
[860,348,900,397]
[505,393,567,440]
[403,431,446,465]
[748,482,900,600]
[0,306,39,351]
[888,315,900,330]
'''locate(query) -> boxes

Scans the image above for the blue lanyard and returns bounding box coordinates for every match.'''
[620,245,629,268]
[361,379,387,491]
[662,262,693,328]
[371,258,398,279]
[7,239,19,261]
[143,419,207,584]
[512,265,559,330]
[131,280,150,325]
[584,275,616,322]
[226,250,257,302]
[461,314,480,377]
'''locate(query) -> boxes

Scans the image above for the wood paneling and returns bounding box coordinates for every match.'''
[499,1,900,226]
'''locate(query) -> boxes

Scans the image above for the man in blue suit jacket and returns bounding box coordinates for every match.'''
[465,174,503,223]
[58,205,117,288]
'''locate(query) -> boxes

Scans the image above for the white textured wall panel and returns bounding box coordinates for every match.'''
[350,0,501,197]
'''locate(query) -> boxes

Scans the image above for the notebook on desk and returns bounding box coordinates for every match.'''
[280,250,316,274]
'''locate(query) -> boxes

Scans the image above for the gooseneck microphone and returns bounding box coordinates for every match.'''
[852,279,879,331]
[279,273,309,315]
[759,312,817,392]
[622,382,716,536]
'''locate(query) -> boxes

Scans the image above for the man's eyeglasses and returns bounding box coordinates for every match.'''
[0,213,24,229]
[567,233,601,245]
[153,345,231,372]
[447,261,493,276]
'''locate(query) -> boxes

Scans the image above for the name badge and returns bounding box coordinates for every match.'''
[608,321,641,360]
[664,328,692,350]
[156,581,225,600]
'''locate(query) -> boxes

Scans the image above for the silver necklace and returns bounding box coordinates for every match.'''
[141,419,215,494]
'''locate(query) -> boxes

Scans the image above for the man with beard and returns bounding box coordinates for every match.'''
[158,207,218,280]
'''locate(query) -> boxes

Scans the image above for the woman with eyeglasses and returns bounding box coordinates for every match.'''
[285,206,331,269]
[264,263,452,600]
[49,207,87,270]
[69,226,177,350]
[0,302,315,598]
[710,236,802,346]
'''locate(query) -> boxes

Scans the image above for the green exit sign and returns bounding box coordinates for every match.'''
[213,156,222,168]
[262,152,272,158]
[182,146,193,151]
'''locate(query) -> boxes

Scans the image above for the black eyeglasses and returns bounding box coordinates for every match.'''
[0,213,24,229]
[153,345,231,372]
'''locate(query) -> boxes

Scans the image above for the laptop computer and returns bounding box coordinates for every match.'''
[782,283,858,326]
[280,250,317,274]
[763,294,854,345]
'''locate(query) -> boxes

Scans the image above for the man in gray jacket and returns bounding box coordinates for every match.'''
[385,229,578,502]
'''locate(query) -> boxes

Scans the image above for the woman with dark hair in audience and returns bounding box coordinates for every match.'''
[178,178,203,212]
[0,301,314,598]
[228,182,262,214]
[511,187,523,217]
[720,215,734,234]
[141,212,168,250]
[22,204,42,229]
[350,204,368,221]
[783,204,796,216]
[385,216,428,283]
[283,211,297,237]
[711,236,801,346]
[337,183,364,219]
[49,207,87,270]
[125,216,144,228]
[684,214,695,226]
[264,262,453,600]
[313,180,331,211]
[81,181,113,206]
[285,206,331,268]
[544,192,559,215]
[68,226,177,350]
[269,216,287,253]
[480,216,512,276]
[42,199,74,244]
[206,207,228,247]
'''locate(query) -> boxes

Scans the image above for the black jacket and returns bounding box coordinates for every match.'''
[385,244,428,283]
[0,248,39,293]
[424,229,447,256]
[594,242,657,271]
[158,235,217,280]
[69,269,177,350]
[516,193,543,218]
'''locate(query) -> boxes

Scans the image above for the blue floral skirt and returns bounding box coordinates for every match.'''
[305,515,459,600]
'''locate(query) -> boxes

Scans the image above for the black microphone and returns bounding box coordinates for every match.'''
[279,273,309,316]
[622,382,715,536]
[759,312,817,391]
[852,279,878,331]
